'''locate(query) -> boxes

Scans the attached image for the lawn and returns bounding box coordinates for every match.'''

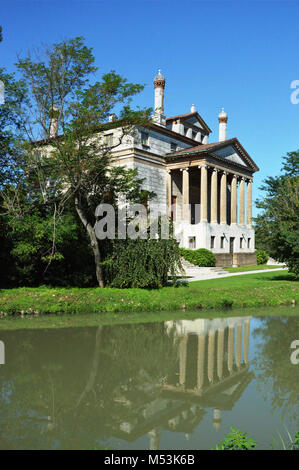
[0,270,298,320]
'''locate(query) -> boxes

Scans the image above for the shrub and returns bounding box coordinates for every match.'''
[102,237,182,288]
[256,249,269,265]
[180,248,216,267]
[214,427,257,450]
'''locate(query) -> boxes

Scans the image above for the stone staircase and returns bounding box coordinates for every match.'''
[179,258,227,280]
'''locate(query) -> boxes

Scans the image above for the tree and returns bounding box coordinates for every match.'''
[3,37,152,287]
[254,151,299,276]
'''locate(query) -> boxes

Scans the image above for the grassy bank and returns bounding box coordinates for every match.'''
[224,265,284,273]
[0,271,298,320]
[0,304,297,331]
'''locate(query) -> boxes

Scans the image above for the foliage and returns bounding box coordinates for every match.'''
[214,426,257,450]
[291,431,299,450]
[254,151,299,276]
[1,36,153,287]
[102,235,182,288]
[256,249,269,265]
[180,247,216,267]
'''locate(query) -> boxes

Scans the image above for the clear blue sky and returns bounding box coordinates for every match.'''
[1,0,299,215]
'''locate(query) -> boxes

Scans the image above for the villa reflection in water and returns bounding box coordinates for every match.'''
[1,314,297,450]
[113,317,253,449]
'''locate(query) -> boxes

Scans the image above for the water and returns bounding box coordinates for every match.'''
[0,314,298,449]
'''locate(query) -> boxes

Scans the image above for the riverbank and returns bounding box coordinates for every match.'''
[0,271,298,321]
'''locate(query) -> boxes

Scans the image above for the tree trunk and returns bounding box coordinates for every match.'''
[75,198,105,288]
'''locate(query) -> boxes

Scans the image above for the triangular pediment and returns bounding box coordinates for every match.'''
[166,138,259,172]
[166,112,212,134]
[213,144,247,167]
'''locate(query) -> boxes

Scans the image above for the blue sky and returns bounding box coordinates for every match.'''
[1,0,299,215]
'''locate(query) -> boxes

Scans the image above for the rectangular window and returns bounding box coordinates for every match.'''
[240,238,243,249]
[247,238,251,249]
[104,133,113,146]
[171,142,177,152]
[188,237,196,249]
[210,236,215,249]
[141,131,149,147]
[171,195,177,221]
[220,236,225,249]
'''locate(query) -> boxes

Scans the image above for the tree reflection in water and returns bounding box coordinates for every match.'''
[253,316,299,426]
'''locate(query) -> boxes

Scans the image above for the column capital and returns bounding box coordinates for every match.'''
[222,170,228,175]
[180,167,189,172]
[212,167,220,173]
[198,164,209,169]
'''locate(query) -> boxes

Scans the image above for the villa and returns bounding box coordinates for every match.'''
[101,70,259,266]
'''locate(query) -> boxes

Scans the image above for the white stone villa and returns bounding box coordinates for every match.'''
[104,70,259,266]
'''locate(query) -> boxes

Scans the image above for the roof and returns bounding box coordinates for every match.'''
[166,111,212,134]
[166,137,259,172]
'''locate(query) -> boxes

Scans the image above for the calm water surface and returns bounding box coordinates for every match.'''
[0,314,298,449]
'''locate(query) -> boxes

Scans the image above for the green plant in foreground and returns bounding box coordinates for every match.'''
[214,427,257,450]
[271,424,299,450]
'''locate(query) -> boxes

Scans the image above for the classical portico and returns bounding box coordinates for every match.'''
[165,137,257,266]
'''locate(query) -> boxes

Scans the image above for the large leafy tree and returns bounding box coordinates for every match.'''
[3,37,152,287]
[254,151,299,276]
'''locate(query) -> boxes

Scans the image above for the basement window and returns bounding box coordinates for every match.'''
[210,236,215,249]
[220,236,225,249]
[188,237,196,249]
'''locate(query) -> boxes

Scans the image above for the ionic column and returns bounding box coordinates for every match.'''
[239,177,245,225]
[179,335,188,386]
[220,171,227,224]
[236,322,242,368]
[211,168,218,223]
[217,328,224,380]
[200,165,208,222]
[227,325,234,373]
[207,330,215,383]
[181,168,190,222]
[231,174,237,224]
[246,179,252,227]
[243,319,250,364]
[197,335,205,391]
[166,170,172,218]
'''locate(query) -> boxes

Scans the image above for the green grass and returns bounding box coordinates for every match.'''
[224,265,284,273]
[0,271,298,323]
